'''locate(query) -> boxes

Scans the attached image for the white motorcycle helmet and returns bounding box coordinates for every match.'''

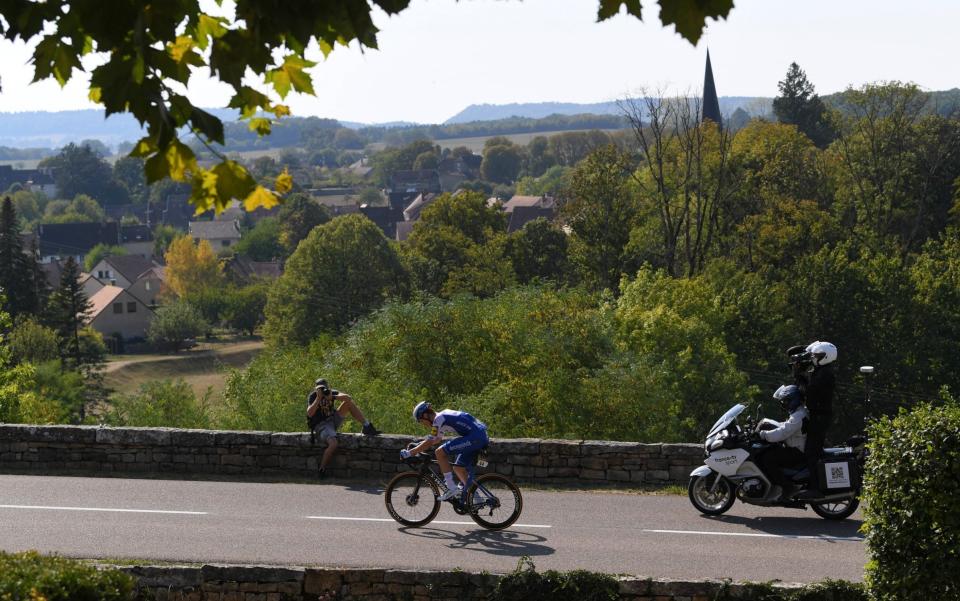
[805,341,837,366]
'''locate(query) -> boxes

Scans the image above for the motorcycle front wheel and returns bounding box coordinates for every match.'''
[810,497,860,520]
[688,472,736,516]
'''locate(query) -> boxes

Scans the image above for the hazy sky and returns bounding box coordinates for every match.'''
[0,0,956,123]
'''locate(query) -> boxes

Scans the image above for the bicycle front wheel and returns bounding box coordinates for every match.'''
[467,473,523,530]
[384,472,441,527]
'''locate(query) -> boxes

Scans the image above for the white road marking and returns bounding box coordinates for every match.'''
[0,504,207,515]
[306,516,552,528]
[644,528,863,542]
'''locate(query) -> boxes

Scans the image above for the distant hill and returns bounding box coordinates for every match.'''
[444,97,773,124]
[0,108,239,149]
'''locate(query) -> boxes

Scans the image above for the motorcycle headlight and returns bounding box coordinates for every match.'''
[709,438,724,451]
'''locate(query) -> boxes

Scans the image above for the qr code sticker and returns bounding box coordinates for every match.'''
[825,462,852,488]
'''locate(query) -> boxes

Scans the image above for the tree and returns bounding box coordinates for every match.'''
[276,193,330,254]
[41,143,127,205]
[830,83,960,252]
[147,301,208,353]
[83,243,128,272]
[232,217,283,261]
[223,284,268,336]
[152,224,181,257]
[0,197,39,318]
[621,92,738,277]
[264,214,407,345]
[772,63,835,148]
[405,192,510,296]
[112,155,147,204]
[480,143,523,184]
[506,218,570,284]
[561,145,638,290]
[0,298,39,423]
[7,317,59,365]
[41,194,106,223]
[46,256,90,369]
[0,1,731,213]
[163,236,224,298]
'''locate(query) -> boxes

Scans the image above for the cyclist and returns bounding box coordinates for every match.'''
[400,402,489,501]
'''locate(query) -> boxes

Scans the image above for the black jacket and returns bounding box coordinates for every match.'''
[797,365,835,417]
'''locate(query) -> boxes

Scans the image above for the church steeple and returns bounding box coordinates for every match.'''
[702,49,722,127]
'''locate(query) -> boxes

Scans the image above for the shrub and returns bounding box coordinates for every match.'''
[147,301,208,352]
[107,379,211,429]
[0,550,134,601]
[490,558,618,601]
[7,318,59,364]
[863,401,960,600]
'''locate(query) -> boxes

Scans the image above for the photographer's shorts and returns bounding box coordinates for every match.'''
[313,414,345,442]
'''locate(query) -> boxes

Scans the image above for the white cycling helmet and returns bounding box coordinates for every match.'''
[805,341,837,366]
[412,401,432,422]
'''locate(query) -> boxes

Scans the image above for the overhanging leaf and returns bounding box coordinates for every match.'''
[657,0,734,44]
[597,0,642,21]
[275,168,293,195]
[244,185,280,212]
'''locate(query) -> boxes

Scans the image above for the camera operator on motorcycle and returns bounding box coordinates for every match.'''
[788,341,838,499]
[755,384,808,500]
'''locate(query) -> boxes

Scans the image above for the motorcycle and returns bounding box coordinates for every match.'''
[687,401,867,521]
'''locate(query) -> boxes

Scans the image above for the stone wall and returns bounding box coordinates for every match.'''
[0,425,703,487]
[121,564,804,601]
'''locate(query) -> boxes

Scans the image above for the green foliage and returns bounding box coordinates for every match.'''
[42,194,106,223]
[563,145,637,290]
[405,191,511,297]
[152,224,182,257]
[41,143,128,205]
[223,284,268,336]
[264,213,407,345]
[29,360,87,424]
[147,301,208,352]
[863,401,960,600]
[0,550,134,601]
[46,257,92,369]
[276,193,330,254]
[615,266,758,438]
[830,82,960,251]
[220,342,329,431]
[8,318,59,365]
[0,196,41,317]
[481,142,523,184]
[232,217,284,261]
[505,218,570,285]
[107,379,211,429]
[490,558,618,601]
[83,244,128,272]
[773,62,835,148]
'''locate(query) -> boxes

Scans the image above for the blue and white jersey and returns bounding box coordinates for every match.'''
[428,409,487,442]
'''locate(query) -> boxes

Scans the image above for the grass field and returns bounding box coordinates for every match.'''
[104,340,264,400]
[432,128,626,153]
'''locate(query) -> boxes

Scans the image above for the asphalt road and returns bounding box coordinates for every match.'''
[0,474,866,583]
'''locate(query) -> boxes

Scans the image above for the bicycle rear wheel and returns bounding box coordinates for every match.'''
[384,472,441,527]
[467,473,523,530]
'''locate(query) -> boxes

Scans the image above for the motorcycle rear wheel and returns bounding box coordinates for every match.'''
[688,473,736,516]
[810,497,860,520]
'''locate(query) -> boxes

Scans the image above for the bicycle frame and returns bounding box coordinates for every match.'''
[406,450,499,512]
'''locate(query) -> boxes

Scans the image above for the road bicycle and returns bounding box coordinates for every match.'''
[384,445,523,530]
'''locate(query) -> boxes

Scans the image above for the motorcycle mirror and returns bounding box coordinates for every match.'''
[860,366,874,374]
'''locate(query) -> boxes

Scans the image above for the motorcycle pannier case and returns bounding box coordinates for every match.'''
[816,455,859,492]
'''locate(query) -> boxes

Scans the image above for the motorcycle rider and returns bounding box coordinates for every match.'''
[788,341,838,499]
[756,384,809,500]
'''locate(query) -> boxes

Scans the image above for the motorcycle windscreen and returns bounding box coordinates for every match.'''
[707,404,746,438]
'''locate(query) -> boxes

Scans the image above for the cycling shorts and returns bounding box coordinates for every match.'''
[441,430,489,467]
